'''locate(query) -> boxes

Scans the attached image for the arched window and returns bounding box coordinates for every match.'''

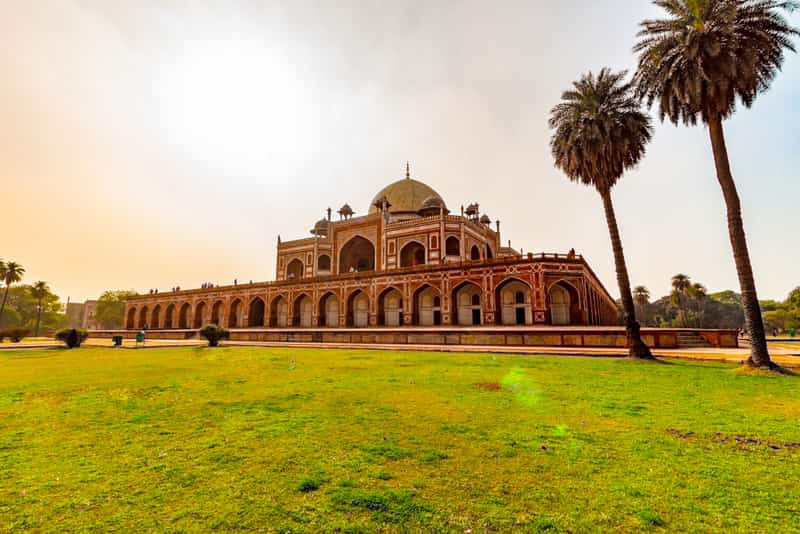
[453,283,482,325]
[470,245,481,260]
[228,299,243,327]
[163,304,175,329]
[347,290,370,327]
[379,288,403,326]
[400,241,426,267]
[270,296,289,327]
[286,259,304,280]
[248,298,265,327]
[414,285,442,326]
[193,302,206,328]
[445,236,460,256]
[319,292,338,327]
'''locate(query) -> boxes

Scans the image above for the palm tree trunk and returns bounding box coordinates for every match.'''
[708,115,774,369]
[0,285,9,329]
[35,300,43,337]
[600,189,654,359]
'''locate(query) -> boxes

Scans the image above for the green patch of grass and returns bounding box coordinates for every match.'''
[361,441,411,461]
[297,475,323,493]
[0,346,798,531]
[420,449,448,462]
[329,487,432,523]
[638,509,665,527]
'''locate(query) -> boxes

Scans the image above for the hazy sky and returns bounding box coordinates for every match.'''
[2,1,798,303]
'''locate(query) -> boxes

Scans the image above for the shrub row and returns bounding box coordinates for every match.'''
[0,327,31,343]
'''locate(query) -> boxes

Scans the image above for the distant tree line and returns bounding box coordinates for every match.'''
[0,259,67,336]
[631,274,799,334]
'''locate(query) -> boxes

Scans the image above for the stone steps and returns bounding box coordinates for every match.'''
[676,332,712,348]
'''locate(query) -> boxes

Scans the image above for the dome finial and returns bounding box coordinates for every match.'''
[405,161,410,180]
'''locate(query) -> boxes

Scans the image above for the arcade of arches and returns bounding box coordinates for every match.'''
[125,263,616,331]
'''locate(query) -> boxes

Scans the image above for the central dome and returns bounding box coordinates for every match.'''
[369,177,446,215]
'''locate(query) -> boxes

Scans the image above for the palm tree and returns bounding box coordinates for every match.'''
[671,273,692,326]
[549,69,654,359]
[689,282,708,327]
[0,261,25,328]
[633,286,651,325]
[634,0,798,369]
[29,281,50,337]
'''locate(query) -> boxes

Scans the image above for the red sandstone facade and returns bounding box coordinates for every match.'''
[124,171,619,331]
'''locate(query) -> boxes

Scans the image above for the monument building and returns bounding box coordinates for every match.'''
[124,166,619,333]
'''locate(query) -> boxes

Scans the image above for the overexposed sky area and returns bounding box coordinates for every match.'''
[1,1,798,302]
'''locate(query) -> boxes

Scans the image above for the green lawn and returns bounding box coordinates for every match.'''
[1,347,799,532]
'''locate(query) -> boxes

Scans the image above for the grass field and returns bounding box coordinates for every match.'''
[1,347,799,532]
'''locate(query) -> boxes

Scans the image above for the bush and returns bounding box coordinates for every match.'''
[55,328,89,348]
[199,324,229,347]
[1,327,31,343]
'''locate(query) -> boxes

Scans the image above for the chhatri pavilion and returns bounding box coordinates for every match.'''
[124,166,618,332]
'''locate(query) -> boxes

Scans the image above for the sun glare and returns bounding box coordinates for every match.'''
[158,37,306,175]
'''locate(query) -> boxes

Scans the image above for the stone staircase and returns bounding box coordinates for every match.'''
[676,331,713,349]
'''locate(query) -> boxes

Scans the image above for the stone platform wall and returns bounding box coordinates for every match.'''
[92,327,739,349]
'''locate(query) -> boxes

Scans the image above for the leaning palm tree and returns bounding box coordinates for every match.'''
[0,261,25,328]
[549,69,654,359]
[29,281,50,337]
[634,0,799,369]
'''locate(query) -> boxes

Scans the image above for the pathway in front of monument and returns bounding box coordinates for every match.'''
[6,336,794,368]
[217,339,799,368]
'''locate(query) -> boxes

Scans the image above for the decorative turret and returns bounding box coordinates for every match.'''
[372,195,392,213]
[479,214,491,225]
[418,195,449,217]
[338,203,354,220]
[465,203,480,222]
[310,217,330,237]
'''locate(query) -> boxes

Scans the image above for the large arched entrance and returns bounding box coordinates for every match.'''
[496,279,532,325]
[319,292,339,327]
[346,290,369,327]
[399,241,425,267]
[178,303,190,328]
[164,304,175,329]
[413,285,441,326]
[286,259,304,280]
[211,301,224,326]
[339,236,375,273]
[193,302,206,328]
[293,294,313,327]
[139,306,149,329]
[270,295,289,327]
[453,282,482,325]
[248,297,265,327]
[378,287,403,326]
[126,307,136,329]
[228,299,243,327]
